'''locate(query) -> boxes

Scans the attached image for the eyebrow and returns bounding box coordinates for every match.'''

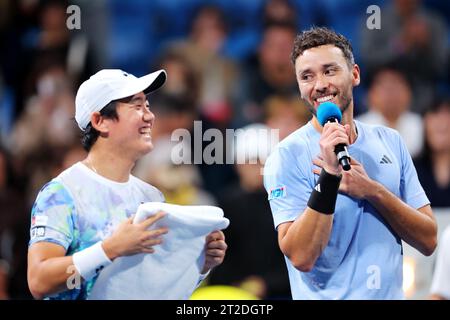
[130,96,146,103]
[299,63,340,75]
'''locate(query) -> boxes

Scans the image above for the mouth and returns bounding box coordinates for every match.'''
[139,126,152,138]
[313,93,337,106]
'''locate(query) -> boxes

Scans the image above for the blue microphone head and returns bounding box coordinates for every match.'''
[317,102,342,126]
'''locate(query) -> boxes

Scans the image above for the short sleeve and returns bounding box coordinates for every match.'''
[263,146,312,229]
[29,181,75,250]
[397,133,430,209]
[430,226,450,299]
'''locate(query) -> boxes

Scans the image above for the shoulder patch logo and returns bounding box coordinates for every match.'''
[268,186,287,200]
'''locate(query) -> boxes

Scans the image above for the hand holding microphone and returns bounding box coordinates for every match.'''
[317,102,351,174]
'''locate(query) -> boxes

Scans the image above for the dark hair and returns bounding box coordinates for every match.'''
[415,95,450,162]
[365,61,412,90]
[427,95,450,114]
[263,20,297,36]
[291,27,354,67]
[81,101,119,152]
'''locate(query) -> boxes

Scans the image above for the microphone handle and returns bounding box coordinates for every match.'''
[335,144,351,171]
[327,118,351,171]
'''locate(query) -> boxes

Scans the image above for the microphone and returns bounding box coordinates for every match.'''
[317,102,351,171]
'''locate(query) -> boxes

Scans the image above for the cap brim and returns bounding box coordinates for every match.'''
[114,70,167,100]
[141,69,167,94]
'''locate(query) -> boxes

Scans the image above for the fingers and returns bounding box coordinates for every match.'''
[140,229,167,252]
[205,231,227,263]
[350,157,361,166]
[312,158,323,175]
[323,122,347,136]
[141,247,155,254]
[344,124,351,136]
[322,122,339,135]
[139,211,166,229]
[329,136,350,148]
[312,158,323,167]
[206,248,226,257]
[125,215,134,224]
[206,239,227,251]
[206,230,225,243]
[326,128,349,144]
[205,256,224,266]
[323,123,349,143]
[141,237,163,248]
[142,227,168,240]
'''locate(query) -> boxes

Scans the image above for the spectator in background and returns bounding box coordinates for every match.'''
[0,73,14,146]
[0,146,31,299]
[357,64,424,158]
[31,0,93,85]
[233,21,298,128]
[209,124,291,299]
[262,0,297,27]
[263,94,311,141]
[430,224,450,300]
[154,50,200,113]
[414,98,450,207]
[133,93,215,206]
[170,5,238,127]
[0,0,41,118]
[360,0,448,113]
[2,0,94,120]
[9,62,78,155]
[160,38,237,199]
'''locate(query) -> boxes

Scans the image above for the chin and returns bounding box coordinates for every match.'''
[135,141,153,156]
[143,143,154,154]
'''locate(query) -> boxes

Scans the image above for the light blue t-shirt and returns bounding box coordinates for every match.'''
[29,162,164,300]
[263,120,429,300]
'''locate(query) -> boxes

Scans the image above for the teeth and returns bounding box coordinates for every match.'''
[139,127,151,134]
[316,95,334,103]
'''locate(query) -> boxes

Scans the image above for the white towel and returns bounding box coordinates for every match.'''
[88,202,229,300]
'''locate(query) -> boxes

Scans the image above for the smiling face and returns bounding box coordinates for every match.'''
[107,92,156,158]
[294,44,360,118]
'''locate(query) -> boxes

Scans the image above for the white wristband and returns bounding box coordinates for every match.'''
[72,241,112,281]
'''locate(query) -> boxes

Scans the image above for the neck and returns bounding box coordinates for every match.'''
[431,151,450,188]
[312,104,358,144]
[83,145,136,183]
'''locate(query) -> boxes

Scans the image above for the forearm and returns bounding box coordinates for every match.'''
[281,209,333,271]
[28,255,80,299]
[365,180,437,256]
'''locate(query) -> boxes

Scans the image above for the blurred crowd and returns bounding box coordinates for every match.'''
[0,0,449,299]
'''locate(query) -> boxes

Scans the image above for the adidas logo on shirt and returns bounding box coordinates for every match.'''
[380,154,392,164]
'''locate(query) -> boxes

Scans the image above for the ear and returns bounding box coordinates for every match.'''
[90,112,110,134]
[352,64,361,87]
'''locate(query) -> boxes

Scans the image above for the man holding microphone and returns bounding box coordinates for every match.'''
[263,27,437,299]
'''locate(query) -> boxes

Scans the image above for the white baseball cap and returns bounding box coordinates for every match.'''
[75,69,167,130]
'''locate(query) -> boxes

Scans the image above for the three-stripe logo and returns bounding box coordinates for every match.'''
[380,154,392,164]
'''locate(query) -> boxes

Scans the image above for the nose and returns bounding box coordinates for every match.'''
[314,74,330,94]
[143,105,155,124]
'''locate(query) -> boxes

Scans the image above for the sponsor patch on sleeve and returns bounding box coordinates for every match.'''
[31,215,48,227]
[268,186,287,200]
[30,226,46,239]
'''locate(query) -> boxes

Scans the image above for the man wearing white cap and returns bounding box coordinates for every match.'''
[27,69,227,300]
